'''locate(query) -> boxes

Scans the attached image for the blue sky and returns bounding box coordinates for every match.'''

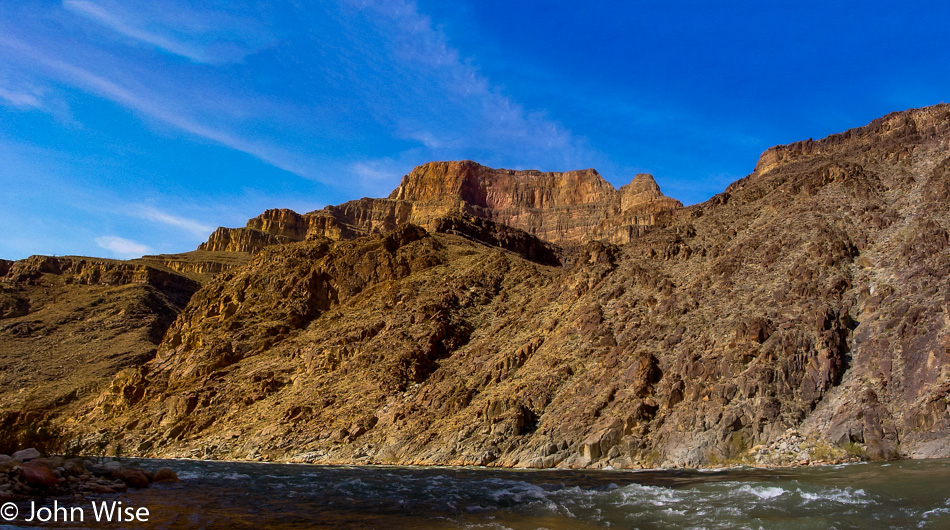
[1,1,948,260]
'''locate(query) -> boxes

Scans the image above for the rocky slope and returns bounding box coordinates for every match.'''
[2,104,950,469]
[0,256,201,453]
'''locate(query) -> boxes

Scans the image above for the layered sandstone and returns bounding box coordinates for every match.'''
[4,256,198,292]
[139,251,252,279]
[199,161,682,253]
[391,161,682,244]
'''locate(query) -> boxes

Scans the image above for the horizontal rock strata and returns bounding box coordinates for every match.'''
[199,161,682,253]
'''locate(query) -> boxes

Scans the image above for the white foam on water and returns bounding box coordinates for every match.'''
[917,503,950,530]
[485,481,550,504]
[715,506,744,518]
[333,477,377,498]
[798,487,872,506]
[736,485,786,500]
[922,507,950,518]
[612,482,687,509]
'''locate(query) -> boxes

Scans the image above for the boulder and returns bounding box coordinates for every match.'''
[16,462,59,487]
[116,468,150,488]
[63,457,88,475]
[32,456,64,469]
[12,448,41,462]
[152,468,180,483]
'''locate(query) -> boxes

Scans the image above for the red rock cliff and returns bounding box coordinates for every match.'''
[200,161,683,252]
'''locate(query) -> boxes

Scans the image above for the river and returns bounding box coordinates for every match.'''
[3,458,949,528]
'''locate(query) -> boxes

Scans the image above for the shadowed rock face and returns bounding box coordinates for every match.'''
[199,161,683,253]
[4,104,950,469]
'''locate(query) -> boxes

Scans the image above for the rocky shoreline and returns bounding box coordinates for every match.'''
[0,448,178,499]
[275,447,865,471]
[277,429,867,470]
[0,443,870,501]
[271,451,864,471]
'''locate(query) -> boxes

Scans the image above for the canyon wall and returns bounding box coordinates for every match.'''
[2,104,949,468]
[199,161,682,254]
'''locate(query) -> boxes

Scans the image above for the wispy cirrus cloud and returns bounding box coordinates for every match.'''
[95,235,151,257]
[6,0,594,197]
[0,88,42,109]
[133,206,214,237]
[0,74,76,124]
[62,0,275,64]
[350,157,419,191]
[63,0,206,62]
[343,0,590,170]
[0,35,318,180]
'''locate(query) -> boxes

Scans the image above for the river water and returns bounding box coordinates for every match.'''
[4,458,949,529]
